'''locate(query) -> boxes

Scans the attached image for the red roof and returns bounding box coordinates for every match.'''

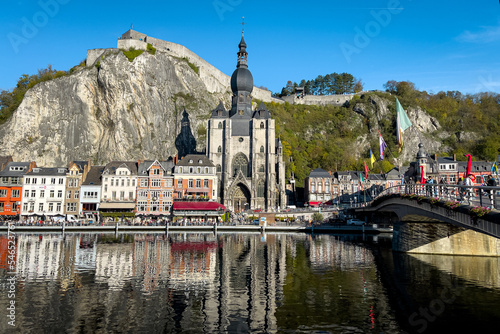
[172,201,226,211]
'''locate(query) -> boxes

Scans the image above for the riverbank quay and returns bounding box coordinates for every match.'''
[0,224,392,234]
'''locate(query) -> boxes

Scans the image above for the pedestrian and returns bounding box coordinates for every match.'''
[464,174,474,204]
[486,174,497,205]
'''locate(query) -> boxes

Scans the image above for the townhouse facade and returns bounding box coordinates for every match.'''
[136,160,175,216]
[173,155,218,201]
[21,167,68,217]
[99,161,138,213]
[65,161,91,216]
[80,166,105,219]
[0,162,36,217]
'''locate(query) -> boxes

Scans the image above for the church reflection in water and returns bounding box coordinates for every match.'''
[1,232,499,333]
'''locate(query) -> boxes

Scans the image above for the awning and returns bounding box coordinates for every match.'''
[308,201,320,207]
[99,202,135,209]
[172,201,226,211]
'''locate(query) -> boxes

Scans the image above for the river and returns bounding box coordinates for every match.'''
[0,232,499,333]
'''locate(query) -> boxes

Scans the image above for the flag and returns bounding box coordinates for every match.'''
[359,173,364,190]
[396,98,412,152]
[378,132,387,160]
[370,149,376,168]
[492,161,498,175]
[364,161,369,180]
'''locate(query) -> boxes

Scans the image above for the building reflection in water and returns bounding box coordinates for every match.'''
[2,232,498,332]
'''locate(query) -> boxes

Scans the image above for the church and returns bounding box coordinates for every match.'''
[206,34,286,212]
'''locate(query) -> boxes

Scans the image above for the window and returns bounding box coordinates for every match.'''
[41,178,46,184]
[32,178,37,184]
[311,182,316,193]
[166,179,172,187]
[0,189,6,198]
[48,203,53,212]
[66,191,72,199]
[57,190,62,198]
[217,146,222,153]
[260,146,265,153]
[51,178,55,185]
[29,202,35,212]
[318,182,323,194]
[189,167,194,174]
[66,202,77,212]
[24,189,29,197]
[177,179,183,188]
[121,179,124,187]
[196,179,201,188]
[25,178,30,184]
[152,169,160,175]
[59,178,63,185]
[139,190,148,198]
[232,153,249,177]
[218,122,222,129]
[50,190,55,198]
[68,179,73,187]
[74,179,79,187]
[204,179,209,188]
[138,201,147,212]
[0,202,3,212]
[129,192,133,199]
[112,191,116,200]
[189,179,193,188]
[1,177,8,184]
[257,181,265,197]
[217,165,221,173]
[23,203,28,212]
[259,165,264,173]
[12,190,20,198]
[104,185,108,192]
[111,179,114,186]
[31,190,36,198]
[38,203,44,212]
[56,203,61,212]
[75,191,79,199]
[120,191,124,200]
[260,122,265,129]
[152,179,161,187]
[132,179,136,187]
[127,179,130,187]
[140,179,147,187]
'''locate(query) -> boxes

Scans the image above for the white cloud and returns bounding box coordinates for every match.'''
[457,24,500,43]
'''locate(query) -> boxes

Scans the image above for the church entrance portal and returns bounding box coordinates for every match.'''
[233,184,250,213]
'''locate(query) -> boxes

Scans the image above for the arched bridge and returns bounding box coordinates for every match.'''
[354,184,500,239]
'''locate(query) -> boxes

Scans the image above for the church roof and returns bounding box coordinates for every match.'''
[211,101,228,118]
[252,102,271,119]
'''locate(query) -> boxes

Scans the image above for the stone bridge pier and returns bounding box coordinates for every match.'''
[393,221,500,256]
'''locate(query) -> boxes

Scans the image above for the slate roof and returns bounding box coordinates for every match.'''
[103,161,138,175]
[138,160,174,176]
[26,167,67,176]
[0,162,32,177]
[308,168,331,178]
[82,166,105,186]
[176,155,214,167]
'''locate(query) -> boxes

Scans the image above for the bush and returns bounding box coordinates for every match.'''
[146,43,156,55]
[121,47,144,62]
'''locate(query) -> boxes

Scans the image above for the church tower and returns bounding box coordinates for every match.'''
[206,31,286,212]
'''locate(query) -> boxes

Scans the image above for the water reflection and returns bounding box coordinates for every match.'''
[0,233,499,333]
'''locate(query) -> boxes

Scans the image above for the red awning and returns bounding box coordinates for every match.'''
[308,201,320,207]
[173,202,226,211]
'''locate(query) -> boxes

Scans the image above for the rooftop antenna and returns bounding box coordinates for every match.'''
[241,16,245,36]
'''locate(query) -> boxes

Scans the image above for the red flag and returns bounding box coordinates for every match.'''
[420,166,425,184]
[465,154,472,177]
[364,162,369,180]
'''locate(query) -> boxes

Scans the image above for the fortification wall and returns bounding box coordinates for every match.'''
[281,94,354,106]
[117,39,147,51]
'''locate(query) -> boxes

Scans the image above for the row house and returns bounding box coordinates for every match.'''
[304,168,334,206]
[99,161,138,213]
[21,167,68,217]
[412,143,494,185]
[136,160,175,216]
[173,155,218,200]
[80,166,105,218]
[65,161,91,216]
[0,162,36,217]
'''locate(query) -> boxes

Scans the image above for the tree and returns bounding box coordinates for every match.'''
[354,80,364,93]
[312,212,324,224]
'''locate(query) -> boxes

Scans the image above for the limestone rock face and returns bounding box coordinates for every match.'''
[0,50,235,166]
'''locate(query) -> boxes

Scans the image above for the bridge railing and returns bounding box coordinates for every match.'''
[370,184,500,210]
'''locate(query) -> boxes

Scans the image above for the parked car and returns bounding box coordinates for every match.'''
[347,218,364,225]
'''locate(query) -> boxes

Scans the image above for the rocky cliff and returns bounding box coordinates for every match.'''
[0,48,257,166]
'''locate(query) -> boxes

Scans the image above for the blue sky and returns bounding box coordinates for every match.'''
[1,0,500,95]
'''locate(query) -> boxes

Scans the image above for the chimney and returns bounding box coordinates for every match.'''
[453,154,456,161]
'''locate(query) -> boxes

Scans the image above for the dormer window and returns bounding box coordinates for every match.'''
[198,160,202,164]
[189,160,193,163]
[33,168,40,173]
[58,168,65,173]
